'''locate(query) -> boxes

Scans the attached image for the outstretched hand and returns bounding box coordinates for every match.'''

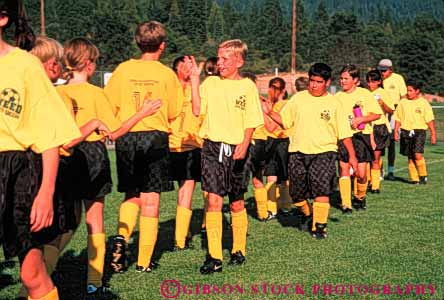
[139,99,162,117]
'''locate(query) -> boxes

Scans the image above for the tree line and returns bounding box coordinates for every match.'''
[24,0,444,94]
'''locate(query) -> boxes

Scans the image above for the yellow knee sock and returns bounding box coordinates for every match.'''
[312,202,330,232]
[231,209,248,255]
[294,200,311,217]
[117,201,140,242]
[416,158,427,177]
[265,182,277,215]
[43,244,60,275]
[28,287,59,300]
[205,212,223,260]
[408,160,419,182]
[371,169,381,190]
[137,216,158,268]
[339,177,352,209]
[254,187,268,220]
[87,233,106,287]
[175,206,192,248]
[356,182,368,200]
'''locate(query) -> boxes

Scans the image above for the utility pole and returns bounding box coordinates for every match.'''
[291,0,297,74]
[40,0,46,36]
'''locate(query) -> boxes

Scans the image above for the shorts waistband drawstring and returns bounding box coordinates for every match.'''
[218,143,232,163]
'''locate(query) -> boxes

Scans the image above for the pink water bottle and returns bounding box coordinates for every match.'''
[353,104,365,130]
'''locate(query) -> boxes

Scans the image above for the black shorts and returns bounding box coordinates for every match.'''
[373,124,390,151]
[288,151,337,201]
[69,141,113,201]
[264,138,289,183]
[169,148,201,182]
[400,129,426,157]
[338,133,374,163]
[250,139,267,180]
[0,151,66,260]
[201,140,252,198]
[116,131,169,194]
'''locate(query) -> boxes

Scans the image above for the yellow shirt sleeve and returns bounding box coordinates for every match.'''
[423,99,434,123]
[335,100,354,140]
[280,95,297,130]
[103,65,123,115]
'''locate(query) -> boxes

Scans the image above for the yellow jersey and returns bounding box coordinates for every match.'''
[104,59,183,133]
[0,48,80,153]
[370,87,395,131]
[267,99,291,139]
[199,76,264,145]
[281,90,353,154]
[383,72,407,106]
[57,83,121,142]
[394,97,434,130]
[335,87,383,135]
[169,85,203,152]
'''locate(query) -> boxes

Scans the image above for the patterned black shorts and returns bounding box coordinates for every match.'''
[373,124,390,151]
[250,139,267,180]
[69,141,113,200]
[169,148,201,182]
[201,140,252,198]
[0,151,66,260]
[289,151,337,201]
[116,131,169,194]
[338,133,374,163]
[400,129,426,157]
[264,138,289,183]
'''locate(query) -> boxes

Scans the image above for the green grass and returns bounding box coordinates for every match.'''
[2,116,444,299]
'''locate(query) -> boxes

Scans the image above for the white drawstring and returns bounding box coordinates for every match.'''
[218,142,232,163]
[409,130,415,137]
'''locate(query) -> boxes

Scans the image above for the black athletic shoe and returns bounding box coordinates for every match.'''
[297,214,312,231]
[410,181,419,185]
[228,251,245,265]
[386,173,395,181]
[200,256,223,274]
[311,223,328,240]
[341,207,353,215]
[370,189,380,194]
[264,211,277,221]
[86,284,110,300]
[419,176,428,185]
[110,235,128,273]
[171,234,193,251]
[135,261,159,273]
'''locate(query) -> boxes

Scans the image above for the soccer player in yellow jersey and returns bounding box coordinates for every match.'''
[0,2,80,300]
[378,59,407,180]
[262,63,357,239]
[169,56,203,250]
[335,64,382,213]
[105,21,183,274]
[57,38,161,297]
[189,39,264,273]
[394,80,436,184]
[366,70,394,193]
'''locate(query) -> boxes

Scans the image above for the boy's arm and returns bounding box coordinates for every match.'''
[30,147,59,232]
[233,128,255,160]
[394,121,401,141]
[428,120,436,145]
[262,100,284,127]
[62,119,111,150]
[189,56,202,116]
[350,113,381,129]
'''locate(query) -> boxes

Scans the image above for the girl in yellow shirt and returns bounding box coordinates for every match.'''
[58,38,160,297]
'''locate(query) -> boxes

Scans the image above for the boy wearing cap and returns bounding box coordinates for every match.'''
[377,58,407,180]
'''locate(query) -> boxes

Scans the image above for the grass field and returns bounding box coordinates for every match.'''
[1,109,444,300]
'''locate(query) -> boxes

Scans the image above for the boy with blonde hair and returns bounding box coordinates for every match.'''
[190,39,264,273]
[30,35,63,83]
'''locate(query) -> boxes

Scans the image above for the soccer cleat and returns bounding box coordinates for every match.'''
[228,251,245,266]
[370,189,380,194]
[110,235,128,273]
[352,197,367,210]
[135,261,159,273]
[410,181,419,185]
[172,234,194,252]
[419,176,428,185]
[264,211,277,221]
[86,284,110,300]
[341,206,353,215]
[297,214,312,231]
[199,256,223,274]
[311,223,328,239]
[386,173,395,181]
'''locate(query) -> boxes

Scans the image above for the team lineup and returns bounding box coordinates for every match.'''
[0,1,438,300]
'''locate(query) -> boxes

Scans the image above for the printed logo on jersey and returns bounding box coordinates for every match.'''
[0,88,22,119]
[321,109,331,121]
[415,107,422,114]
[235,95,246,111]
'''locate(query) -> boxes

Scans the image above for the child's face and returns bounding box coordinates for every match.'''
[339,71,358,92]
[407,86,420,100]
[217,48,243,79]
[308,75,330,97]
[367,79,380,91]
